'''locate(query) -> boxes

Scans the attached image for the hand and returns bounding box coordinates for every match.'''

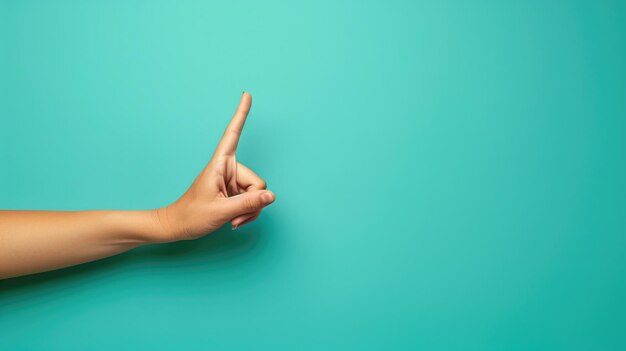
[152,92,275,242]
[0,92,274,278]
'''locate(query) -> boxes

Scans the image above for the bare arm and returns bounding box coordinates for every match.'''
[0,210,162,278]
[0,92,275,279]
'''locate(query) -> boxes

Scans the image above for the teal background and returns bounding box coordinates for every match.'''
[1,0,625,349]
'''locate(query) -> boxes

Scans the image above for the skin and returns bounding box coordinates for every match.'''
[0,92,275,279]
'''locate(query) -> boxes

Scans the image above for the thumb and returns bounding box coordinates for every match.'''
[223,190,275,218]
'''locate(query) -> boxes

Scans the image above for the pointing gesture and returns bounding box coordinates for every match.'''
[154,92,275,241]
[0,92,275,278]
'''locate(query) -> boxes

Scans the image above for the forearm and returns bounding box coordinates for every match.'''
[0,210,163,279]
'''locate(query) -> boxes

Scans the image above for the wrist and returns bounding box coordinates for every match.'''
[148,206,179,243]
[97,210,165,246]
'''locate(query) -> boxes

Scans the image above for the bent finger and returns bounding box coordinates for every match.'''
[236,162,266,191]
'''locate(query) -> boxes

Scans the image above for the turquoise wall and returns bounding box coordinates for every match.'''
[1,0,625,349]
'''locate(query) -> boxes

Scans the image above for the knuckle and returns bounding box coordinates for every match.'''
[243,197,257,211]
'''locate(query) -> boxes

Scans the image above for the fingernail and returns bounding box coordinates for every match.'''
[260,191,274,204]
[232,224,238,230]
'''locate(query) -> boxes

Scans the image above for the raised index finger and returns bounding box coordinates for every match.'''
[215,92,252,156]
